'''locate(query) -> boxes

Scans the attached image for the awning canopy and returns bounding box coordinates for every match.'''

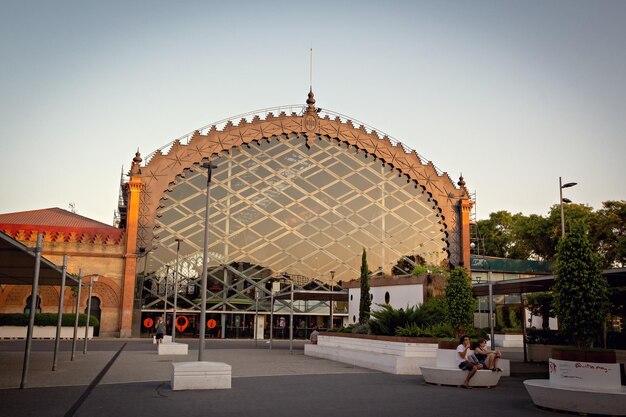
[472,268,626,297]
[272,289,349,302]
[0,231,76,286]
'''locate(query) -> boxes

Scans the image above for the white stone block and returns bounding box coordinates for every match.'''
[171,361,232,390]
[158,342,188,355]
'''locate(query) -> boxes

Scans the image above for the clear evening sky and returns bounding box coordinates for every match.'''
[1,1,624,224]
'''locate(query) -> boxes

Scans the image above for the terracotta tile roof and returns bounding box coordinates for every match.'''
[0,208,124,244]
[0,207,116,229]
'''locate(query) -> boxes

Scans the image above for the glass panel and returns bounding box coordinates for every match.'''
[152,134,448,314]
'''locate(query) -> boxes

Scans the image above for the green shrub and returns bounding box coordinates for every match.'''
[0,313,99,327]
[412,265,429,275]
[395,322,455,338]
[369,304,418,336]
[463,326,489,341]
[429,322,455,338]
[418,296,448,326]
[507,308,521,330]
[495,305,521,330]
[368,298,451,337]
[350,322,370,334]
[526,328,568,345]
[395,324,431,337]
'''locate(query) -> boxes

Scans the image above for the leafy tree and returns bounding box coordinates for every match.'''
[514,214,552,261]
[477,211,517,258]
[476,201,625,267]
[358,248,371,323]
[545,203,596,262]
[593,200,626,268]
[444,267,475,337]
[553,221,609,348]
[525,292,555,330]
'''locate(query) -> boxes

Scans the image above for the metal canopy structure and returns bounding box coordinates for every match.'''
[272,289,349,302]
[0,231,75,286]
[472,267,626,297]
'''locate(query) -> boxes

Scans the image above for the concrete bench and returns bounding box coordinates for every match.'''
[420,349,503,388]
[524,380,626,415]
[158,342,188,355]
[171,361,231,390]
[524,358,626,415]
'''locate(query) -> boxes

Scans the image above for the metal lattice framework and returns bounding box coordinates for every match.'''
[133,93,470,316]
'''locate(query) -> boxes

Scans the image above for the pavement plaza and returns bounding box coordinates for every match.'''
[0,339,553,417]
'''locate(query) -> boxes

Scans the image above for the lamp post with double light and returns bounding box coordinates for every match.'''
[559,177,577,237]
[199,162,217,361]
[171,238,182,342]
[329,270,335,329]
[83,275,98,354]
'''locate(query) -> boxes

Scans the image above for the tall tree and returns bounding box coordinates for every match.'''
[525,292,555,330]
[444,267,475,337]
[593,200,626,268]
[553,221,609,348]
[359,248,371,323]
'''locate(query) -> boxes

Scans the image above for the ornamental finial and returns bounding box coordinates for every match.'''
[306,88,317,113]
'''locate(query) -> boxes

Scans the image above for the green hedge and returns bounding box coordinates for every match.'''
[526,328,626,350]
[0,313,99,327]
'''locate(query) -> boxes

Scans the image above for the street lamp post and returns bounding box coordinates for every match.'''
[329,270,335,329]
[83,275,98,354]
[71,270,82,361]
[199,162,217,361]
[559,177,577,237]
[171,238,182,342]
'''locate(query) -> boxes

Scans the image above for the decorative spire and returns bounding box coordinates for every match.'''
[306,88,316,113]
[130,150,142,175]
[133,150,142,164]
[457,173,466,188]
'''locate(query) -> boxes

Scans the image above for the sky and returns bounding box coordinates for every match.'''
[1,0,624,225]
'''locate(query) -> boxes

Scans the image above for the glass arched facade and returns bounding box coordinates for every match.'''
[131,100,469,338]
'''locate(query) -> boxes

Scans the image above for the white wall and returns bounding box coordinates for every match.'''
[348,283,424,324]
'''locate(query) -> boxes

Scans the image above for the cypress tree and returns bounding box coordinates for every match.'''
[553,221,609,348]
[445,267,475,337]
[359,248,371,323]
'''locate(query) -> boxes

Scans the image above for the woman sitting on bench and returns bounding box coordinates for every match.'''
[475,339,502,372]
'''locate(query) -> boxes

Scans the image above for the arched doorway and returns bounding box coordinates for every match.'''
[85,296,101,336]
[24,295,41,314]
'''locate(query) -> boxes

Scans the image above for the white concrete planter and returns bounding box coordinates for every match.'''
[0,326,94,339]
[493,333,523,347]
[305,334,438,375]
[527,344,556,362]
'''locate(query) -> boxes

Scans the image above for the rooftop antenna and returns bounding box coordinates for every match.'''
[309,46,313,90]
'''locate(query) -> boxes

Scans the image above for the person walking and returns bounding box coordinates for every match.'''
[155,316,166,344]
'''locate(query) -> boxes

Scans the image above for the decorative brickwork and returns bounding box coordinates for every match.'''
[133,95,471,266]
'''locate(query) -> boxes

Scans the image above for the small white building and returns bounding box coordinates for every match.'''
[345,275,427,325]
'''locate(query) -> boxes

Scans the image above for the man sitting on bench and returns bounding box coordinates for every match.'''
[456,335,483,388]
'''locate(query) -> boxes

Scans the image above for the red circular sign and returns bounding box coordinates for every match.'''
[175,316,189,332]
[143,317,154,328]
[207,319,217,329]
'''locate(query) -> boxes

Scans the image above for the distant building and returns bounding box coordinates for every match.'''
[1,90,473,338]
[0,208,125,336]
